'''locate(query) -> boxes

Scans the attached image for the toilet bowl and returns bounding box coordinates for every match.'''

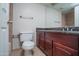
[20,32,35,50]
[22,41,35,50]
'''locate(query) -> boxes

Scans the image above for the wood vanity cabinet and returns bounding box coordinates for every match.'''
[44,33,53,56]
[53,42,78,56]
[36,32,45,51]
[36,31,79,56]
[36,31,40,47]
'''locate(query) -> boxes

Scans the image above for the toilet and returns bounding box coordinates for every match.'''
[20,32,35,55]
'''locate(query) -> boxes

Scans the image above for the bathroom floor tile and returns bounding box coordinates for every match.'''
[33,47,45,56]
[11,47,45,56]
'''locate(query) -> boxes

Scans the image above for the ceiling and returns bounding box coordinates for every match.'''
[51,3,79,13]
[43,3,79,14]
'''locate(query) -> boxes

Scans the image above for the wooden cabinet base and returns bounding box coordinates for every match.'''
[36,31,79,56]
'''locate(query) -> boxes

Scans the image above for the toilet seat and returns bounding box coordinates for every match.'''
[22,41,35,50]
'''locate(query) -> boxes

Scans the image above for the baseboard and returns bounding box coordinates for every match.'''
[13,48,23,51]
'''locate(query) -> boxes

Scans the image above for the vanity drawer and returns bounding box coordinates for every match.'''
[53,42,78,56]
[53,34,78,50]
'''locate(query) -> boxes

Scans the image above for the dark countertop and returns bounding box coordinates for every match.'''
[37,30,79,34]
[37,30,79,35]
[36,27,79,35]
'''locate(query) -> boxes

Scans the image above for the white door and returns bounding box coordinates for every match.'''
[0,3,9,56]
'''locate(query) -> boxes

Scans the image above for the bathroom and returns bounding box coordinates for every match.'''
[12,3,62,56]
[0,3,79,56]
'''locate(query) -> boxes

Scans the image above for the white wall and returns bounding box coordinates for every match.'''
[74,5,79,26]
[46,6,62,27]
[13,3,62,49]
[13,3,46,35]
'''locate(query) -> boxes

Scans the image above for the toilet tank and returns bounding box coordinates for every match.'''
[20,32,33,41]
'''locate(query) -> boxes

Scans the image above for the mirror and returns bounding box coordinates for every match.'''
[61,3,79,27]
[62,8,74,27]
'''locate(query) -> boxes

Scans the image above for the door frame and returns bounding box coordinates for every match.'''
[8,3,13,55]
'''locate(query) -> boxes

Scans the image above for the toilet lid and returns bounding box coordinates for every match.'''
[23,41,34,46]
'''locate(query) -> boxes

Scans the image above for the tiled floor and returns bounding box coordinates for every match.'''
[11,47,45,56]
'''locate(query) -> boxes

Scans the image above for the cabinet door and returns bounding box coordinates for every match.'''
[45,40,53,56]
[36,32,40,47]
[39,32,45,50]
[53,42,78,56]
